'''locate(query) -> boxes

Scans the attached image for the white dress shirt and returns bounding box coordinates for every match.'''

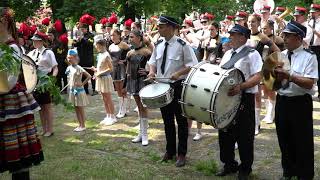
[278,46,318,96]
[309,17,320,46]
[148,35,198,82]
[219,44,263,94]
[28,46,58,74]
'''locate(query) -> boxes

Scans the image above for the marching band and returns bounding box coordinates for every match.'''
[1,0,320,179]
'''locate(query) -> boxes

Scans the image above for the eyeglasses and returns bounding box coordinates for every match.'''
[201,21,208,24]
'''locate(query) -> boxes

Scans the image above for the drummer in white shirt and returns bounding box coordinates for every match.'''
[148,15,198,167]
[215,24,262,179]
[28,31,58,137]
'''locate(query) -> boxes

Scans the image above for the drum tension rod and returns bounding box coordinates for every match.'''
[200,107,215,114]
[178,101,194,107]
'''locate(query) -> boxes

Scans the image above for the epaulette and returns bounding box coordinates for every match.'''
[303,48,315,54]
[154,39,163,46]
[177,38,186,46]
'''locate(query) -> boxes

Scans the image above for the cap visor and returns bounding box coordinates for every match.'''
[282,29,297,34]
[31,36,42,41]
[235,17,244,21]
[157,22,167,25]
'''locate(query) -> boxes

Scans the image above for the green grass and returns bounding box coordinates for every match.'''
[1,95,320,179]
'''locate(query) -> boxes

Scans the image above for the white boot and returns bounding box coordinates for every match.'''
[141,118,148,146]
[132,125,142,143]
[126,96,132,113]
[116,97,123,118]
[262,99,270,122]
[117,98,127,118]
[265,100,275,124]
[255,108,261,135]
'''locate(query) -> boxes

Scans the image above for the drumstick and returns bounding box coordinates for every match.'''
[143,77,171,82]
[60,83,69,93]
[83,67,93,69]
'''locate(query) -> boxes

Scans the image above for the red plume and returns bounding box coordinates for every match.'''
[184,20,193,27]
[41,17,50,26]
[108,13,118,24]
[30,25,37,35]
[58,33,68,45]
[54,19,63,33]
[204,12,215,20]
[124,19,133,27]
[99,17,108,25]
[19,23,30,38]
[79,14,96,26]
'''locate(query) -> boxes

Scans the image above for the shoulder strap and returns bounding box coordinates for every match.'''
[303,48,315,54]
[177,38,186,46]
[154,39,163,46]
[221,46,254,69]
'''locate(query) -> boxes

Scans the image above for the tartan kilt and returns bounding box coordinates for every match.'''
[0,84,43,173]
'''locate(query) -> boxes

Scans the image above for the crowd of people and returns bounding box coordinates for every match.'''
[1,0,320,179]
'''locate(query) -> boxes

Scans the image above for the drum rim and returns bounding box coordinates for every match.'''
[139,83,171,98]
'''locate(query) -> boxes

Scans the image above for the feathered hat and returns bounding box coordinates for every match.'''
[58,33,68,45]
[18,23,30,39]
[41,17,50,26]
[79,13,96,28]
[108,13,118,24]
[54,19,64,33]
[124,18,133,28]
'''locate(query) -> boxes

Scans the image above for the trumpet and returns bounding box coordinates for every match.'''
[272,8,292,36]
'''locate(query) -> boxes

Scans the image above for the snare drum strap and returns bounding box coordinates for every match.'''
[221,46,254,70]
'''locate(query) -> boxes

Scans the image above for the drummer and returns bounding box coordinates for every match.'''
[28,31,58,137]
[216,24,262,179]
[147,15,198,167]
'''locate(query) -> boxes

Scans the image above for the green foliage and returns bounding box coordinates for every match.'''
[0,44,21,75]
[9,0,41,22]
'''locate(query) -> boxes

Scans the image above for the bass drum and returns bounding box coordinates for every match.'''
[180,62,244,129]
[21,54,37,94]
[0,49,19,94]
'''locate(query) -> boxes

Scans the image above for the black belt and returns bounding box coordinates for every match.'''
[277,94,311,100]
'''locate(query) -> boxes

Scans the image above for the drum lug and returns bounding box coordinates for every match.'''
[213,72,220,75]
[200,68,206,72]
[204,88,211,92]
[179,101,194,107]
[200,107,215,114]
[190,84,197,88]
[182,81,188,85]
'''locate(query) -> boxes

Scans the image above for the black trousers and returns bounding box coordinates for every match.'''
[218,93,255,174]
[83,68,95,94]
[275,94,314,179]
[310,46,320,96]
[160,81,188,156]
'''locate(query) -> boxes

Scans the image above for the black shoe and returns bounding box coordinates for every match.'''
[161,153,175,162]
[175,155,186,167]
[91,91,98,96]
[215,167,238,176]
[237,172,249,180]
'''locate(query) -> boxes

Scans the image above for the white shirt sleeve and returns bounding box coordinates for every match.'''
[304,54,318,80]
[148,48,157,66]
[249,51,263,76]
[47,50,58,67]
[183,45,198,67]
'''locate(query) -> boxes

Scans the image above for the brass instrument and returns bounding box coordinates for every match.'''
[273,8,292,36]
[262,52,290,90]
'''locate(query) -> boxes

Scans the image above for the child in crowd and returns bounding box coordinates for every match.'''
[66,49,91,131]
[93,37,117,125]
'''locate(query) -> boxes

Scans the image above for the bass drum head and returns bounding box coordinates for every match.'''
[213,68,244,129]
[22,55,37,94]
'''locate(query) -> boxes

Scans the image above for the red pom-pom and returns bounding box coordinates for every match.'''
[79,14,96,26]
[54,19,63,33]
[204,12,215,20]
[30,25,37,35]
[124,19,133,27]
[99,17,108,25]
[35,31,48,40]
[19,23,30,37]
[59,34,68,45]
[108,13,118,24]
[41,17,50,26]
[184,20,193,26]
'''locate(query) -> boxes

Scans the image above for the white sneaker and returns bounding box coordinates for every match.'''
[132,135,142,143]
[255,126,260,135]
[99,116,109,125]
[74,127,86,132]
[193,133,202,141]
[102,118,117,126]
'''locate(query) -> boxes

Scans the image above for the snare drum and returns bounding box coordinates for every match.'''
[21,54,37,93]
[139,83,174,109]
[180,62,244,129]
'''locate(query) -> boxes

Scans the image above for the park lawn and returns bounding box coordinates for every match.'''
[0,94,320,179]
